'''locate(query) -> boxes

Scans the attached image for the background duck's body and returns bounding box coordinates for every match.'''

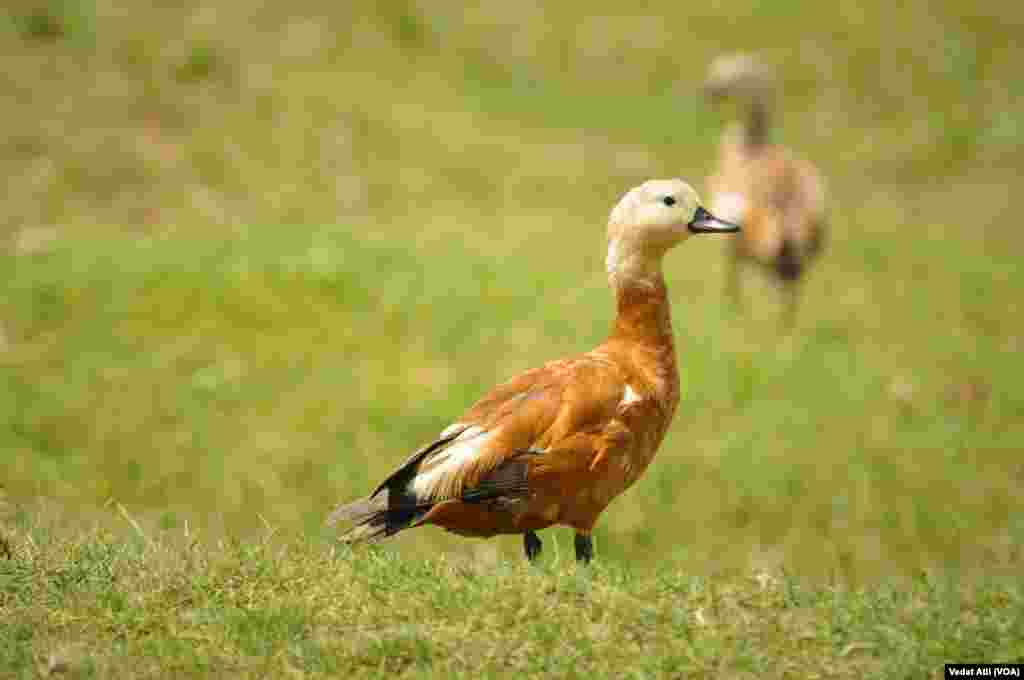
[705,54,828,326]
[328,179,738,562]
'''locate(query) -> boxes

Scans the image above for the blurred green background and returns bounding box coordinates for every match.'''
[1,0,1022,582]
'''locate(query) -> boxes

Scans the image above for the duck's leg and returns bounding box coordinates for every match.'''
[574,532,593,564]
[783,282,800,331]
[523,531,542,561]
[726,254,743,312]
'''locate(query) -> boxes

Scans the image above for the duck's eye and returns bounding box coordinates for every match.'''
[662,196,676,207]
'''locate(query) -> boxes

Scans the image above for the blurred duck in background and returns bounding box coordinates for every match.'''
[704,53,828,328]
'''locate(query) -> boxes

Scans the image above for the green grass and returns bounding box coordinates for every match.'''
[1,0,1023,675]
[1,518,1021,679]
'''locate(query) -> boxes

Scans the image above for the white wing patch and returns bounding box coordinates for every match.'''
[622,384,642,406]
[439,422,467,439]
[411,426,490,498]
[605,237,622,276]
[711,192,747,224]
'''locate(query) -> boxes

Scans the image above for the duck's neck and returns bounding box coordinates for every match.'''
[609,274,675,349]
[604,273,679,406]
[741,97,772,150]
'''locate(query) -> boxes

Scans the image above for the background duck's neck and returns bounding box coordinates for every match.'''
[742,98,772,149]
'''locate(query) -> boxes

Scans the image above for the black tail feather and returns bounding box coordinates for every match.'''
[326,489,432,544]
[328,440,537,543]
[327,430,466,544]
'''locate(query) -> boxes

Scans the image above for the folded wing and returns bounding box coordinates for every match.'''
[327,355,630,541]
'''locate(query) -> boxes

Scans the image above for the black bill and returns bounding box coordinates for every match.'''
[688,206,741,234]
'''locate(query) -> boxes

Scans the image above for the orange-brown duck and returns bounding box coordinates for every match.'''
[327,179,739,562]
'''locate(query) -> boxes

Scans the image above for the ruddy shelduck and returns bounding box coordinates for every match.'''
[704,53,828,326]
[327,180,739,563]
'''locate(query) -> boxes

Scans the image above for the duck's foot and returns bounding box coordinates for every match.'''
[523,531,542,562]
[574,533,593,564]
[782,285,800,332]
[726,260,744,313]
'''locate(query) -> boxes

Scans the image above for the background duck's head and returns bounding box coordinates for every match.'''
[704,52,775,110]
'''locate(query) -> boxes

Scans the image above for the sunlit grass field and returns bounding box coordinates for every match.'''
[2,525,1021,678]
[2,0,1023,675]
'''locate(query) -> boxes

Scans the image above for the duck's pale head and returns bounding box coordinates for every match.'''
[704,52,774,106]
[606,179,739,284]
